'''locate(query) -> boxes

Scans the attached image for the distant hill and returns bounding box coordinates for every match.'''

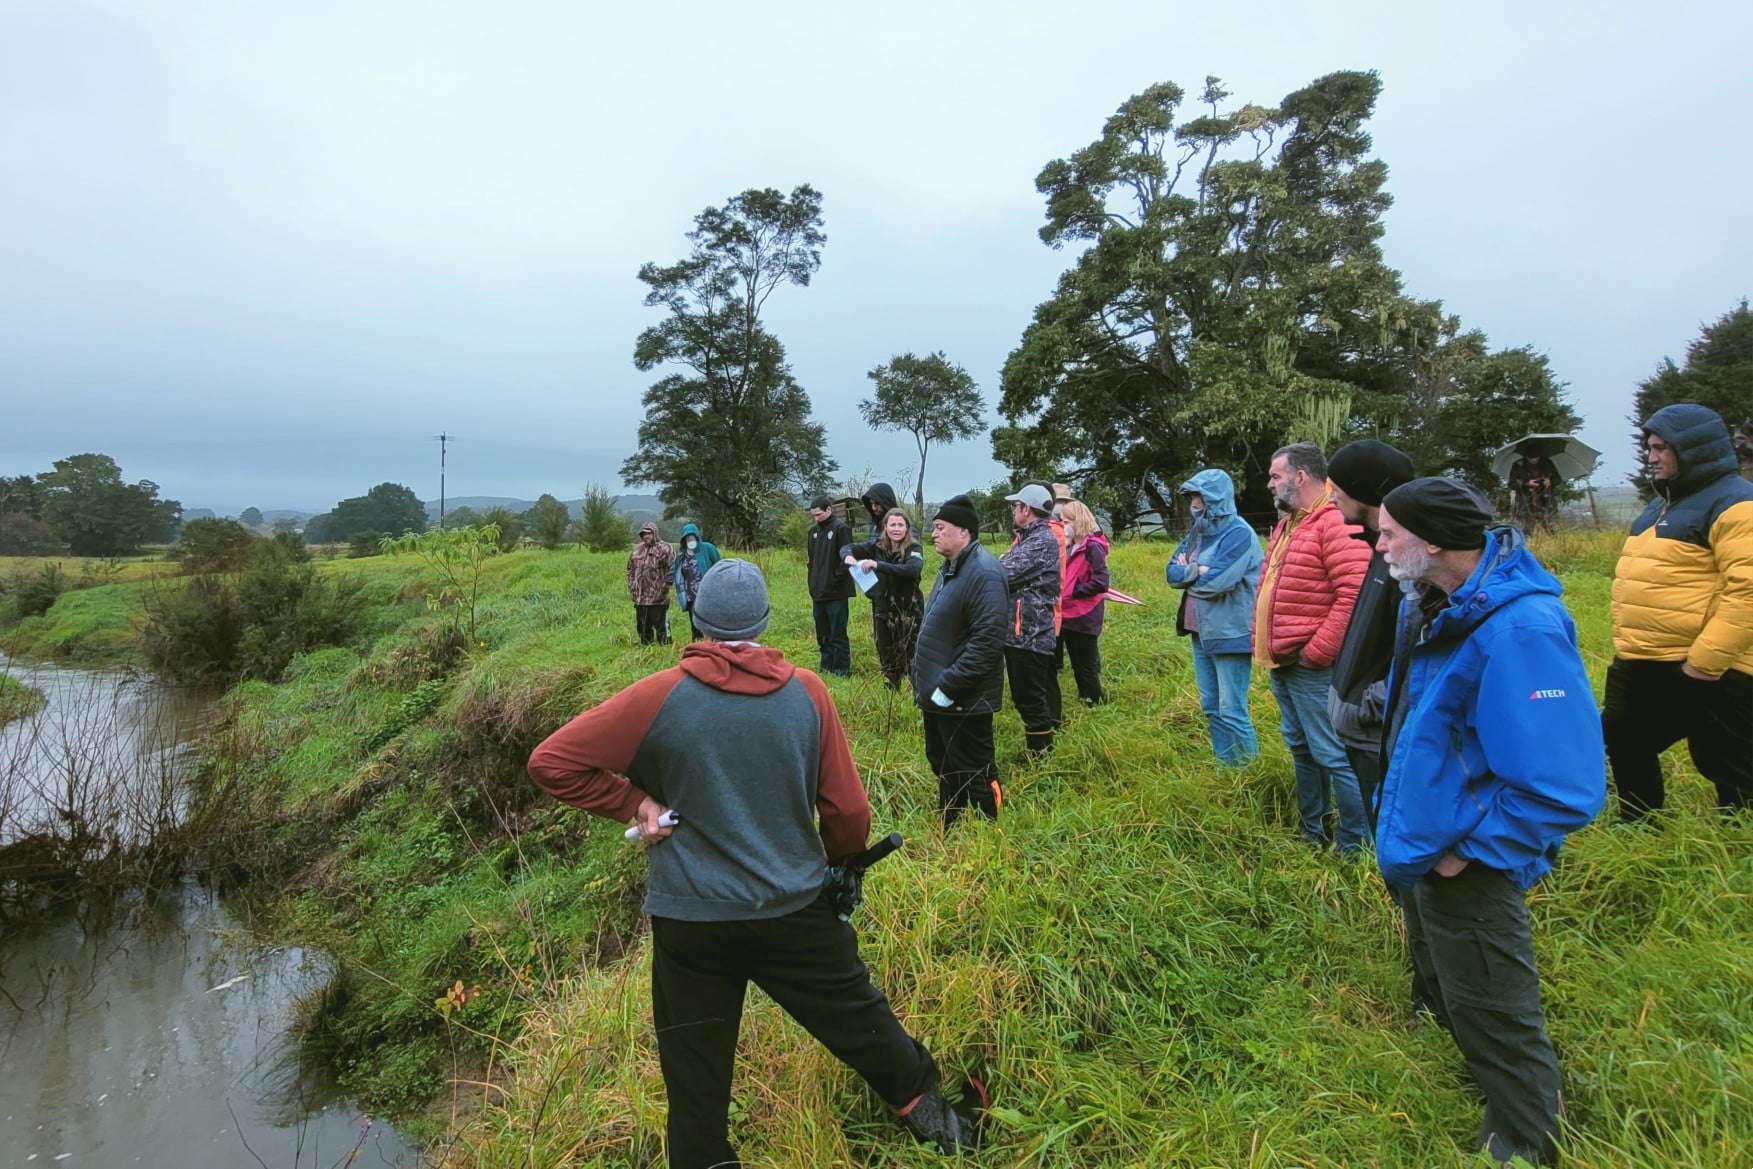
[421,494,665,521]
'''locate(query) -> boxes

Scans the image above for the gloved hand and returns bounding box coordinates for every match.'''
[823,860,866,920]
[930,687,953,708]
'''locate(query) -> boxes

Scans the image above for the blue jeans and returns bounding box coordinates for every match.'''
[812,598,850,675]
[1189,636,1258,766]
[1268,662,1370,853]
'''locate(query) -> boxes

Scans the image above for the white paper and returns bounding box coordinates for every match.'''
[848,563,879,594]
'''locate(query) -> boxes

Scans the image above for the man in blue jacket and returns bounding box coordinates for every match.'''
[1375,478,1605,1167]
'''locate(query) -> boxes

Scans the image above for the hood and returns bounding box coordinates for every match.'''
[1644,403,1739,496]
[1427,525,1563,642]
[678,641,795,695]
[861,482,898,515]
[1178,468,1239,520]
[680,522,701,542]
[638,521,658,538]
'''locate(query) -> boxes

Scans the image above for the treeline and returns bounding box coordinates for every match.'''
[615,70,1753,540]
[0,454,180,556]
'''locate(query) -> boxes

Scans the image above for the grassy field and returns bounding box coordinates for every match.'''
[14,530,1750,1166]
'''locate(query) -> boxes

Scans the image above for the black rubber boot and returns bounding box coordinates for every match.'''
[896,1064,986,1153]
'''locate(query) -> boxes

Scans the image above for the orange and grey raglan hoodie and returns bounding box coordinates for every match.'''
[527,641,871,922]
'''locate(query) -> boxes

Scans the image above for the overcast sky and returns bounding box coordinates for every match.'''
[2,0,1748,515]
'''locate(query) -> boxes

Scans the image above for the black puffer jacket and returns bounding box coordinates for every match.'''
[859,482,900,538]
[912,541,1008,714]
[807,514,855,601]
[1326,532,1404,752]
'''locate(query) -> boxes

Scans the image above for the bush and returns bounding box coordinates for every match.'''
[177,518,256,574]
[478,508,523,553]
[348,530,385,559]
[0,511,65,556]
[141,542,369,685]
[578,483,632,552]
[11,563,68,618]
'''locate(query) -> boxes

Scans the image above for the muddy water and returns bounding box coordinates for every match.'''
[0,657,414,1166]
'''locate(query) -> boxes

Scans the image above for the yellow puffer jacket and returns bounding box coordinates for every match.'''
[1611,404,1753,676]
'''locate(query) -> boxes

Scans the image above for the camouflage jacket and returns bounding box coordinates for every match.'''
[1001,519,1062,655]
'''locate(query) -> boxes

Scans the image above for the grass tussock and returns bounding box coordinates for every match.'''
[174,529,1749,1166]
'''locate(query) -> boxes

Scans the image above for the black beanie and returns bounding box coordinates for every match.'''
[933,494,981,535]
[1327,440,1415,507]
[1382,477,1494,551]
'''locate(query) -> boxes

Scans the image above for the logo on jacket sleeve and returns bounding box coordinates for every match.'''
[1528,688,1568,700]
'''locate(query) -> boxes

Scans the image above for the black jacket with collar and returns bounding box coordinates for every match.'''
[912,541,1008,714]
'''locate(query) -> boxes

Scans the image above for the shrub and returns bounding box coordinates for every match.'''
[348,530,385,559]
[478,508,523,553]
[578,483,632,552]
[12,563,68,618]
[177,517,256,574]
[0,511,65,556]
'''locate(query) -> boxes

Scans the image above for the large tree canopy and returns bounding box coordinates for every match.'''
[305,483,428,543]
[36,453,181,555]
[997,73,1576,527]
[860,350,984,518]
[620,185,837,548]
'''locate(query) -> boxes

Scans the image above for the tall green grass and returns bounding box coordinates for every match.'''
[182,533,1752,1165]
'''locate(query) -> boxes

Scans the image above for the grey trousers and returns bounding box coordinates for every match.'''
[1402,864,1563,1165]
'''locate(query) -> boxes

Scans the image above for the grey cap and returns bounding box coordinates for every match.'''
[1004,483,1054,514]
[690,558,771,641]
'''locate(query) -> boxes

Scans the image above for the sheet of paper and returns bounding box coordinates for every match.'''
[848,562,879,594]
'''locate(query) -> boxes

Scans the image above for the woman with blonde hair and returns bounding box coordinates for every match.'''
[842,507,926,689]
[1056,500,1109,706]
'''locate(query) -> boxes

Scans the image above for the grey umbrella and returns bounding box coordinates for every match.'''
[1490,434,1602,482]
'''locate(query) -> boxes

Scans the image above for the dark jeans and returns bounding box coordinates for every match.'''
[1403,865,1563,1165]
[872,604,921,690]
[651,896,935,1169]
[1004,646,1061,755]
[1602,657,1752,819]
[813,597,851,676]
[921,711,1000,825]
[634,602,670,645]
[1055,631,1105,704]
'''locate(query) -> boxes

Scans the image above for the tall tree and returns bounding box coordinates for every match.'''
[620,185,838,547]
[578,483,632,552]
[998,73,1443,525]
[37,453,181,555]
[525,494,571,550]
[0,475,44,518]
[860,351,985,517]
[1631,301,1753,489]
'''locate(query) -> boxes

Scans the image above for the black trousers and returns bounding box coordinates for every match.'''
[1602,658,1753,819]
[812,598,851,675]
[635,602,670,645]
[1054,631,1105,704]
[871,605,920,690]
[1403,865,1562,1166]
[650,896,935,1169]
[921,711,1000,825]
[1004,646,1061,754]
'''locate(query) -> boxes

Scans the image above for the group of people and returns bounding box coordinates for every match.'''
[558,403,1749,1168]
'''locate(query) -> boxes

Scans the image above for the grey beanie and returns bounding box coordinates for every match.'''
[690,558,770,641]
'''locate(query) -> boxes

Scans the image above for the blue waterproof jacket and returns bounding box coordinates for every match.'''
[672,523,723,610]
[1166,469,1264,655]
[1376,526,1605,890]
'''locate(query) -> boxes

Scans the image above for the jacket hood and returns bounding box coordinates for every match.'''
[680,522,702,542]
[638,521,658,537]
[1644,403,1739,495]
[860,483,898,514]
[1178,468,1239,520]
[1428,525,1562,641]
[678,641,795,695]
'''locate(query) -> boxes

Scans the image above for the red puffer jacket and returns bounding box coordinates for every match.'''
[1258,499,1371,667]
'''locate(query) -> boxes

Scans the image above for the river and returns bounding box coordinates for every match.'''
[0,656,416,1167]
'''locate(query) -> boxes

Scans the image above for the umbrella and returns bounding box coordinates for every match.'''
[1490,434,1602,483]
[1104,587,1144,606]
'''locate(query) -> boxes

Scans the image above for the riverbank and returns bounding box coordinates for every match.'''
[11,531,1750,1164]
[0,672,45,727]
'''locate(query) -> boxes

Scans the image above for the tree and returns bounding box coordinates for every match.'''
[239,507,264,529]
[1631,301,1753,489]
[1387,324,1579,494]
[620,185,838,548]
[440,506,483,531]
[0,475,44,518]
[0,512,63,556]
[578,483,632,552]
[860,351,985,517]
[305,483,428,544]
[997,73,1446,527]
[525,494,571,550]
[37,453,182,555]
[479,506,523,552]
[177,518,257,574]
